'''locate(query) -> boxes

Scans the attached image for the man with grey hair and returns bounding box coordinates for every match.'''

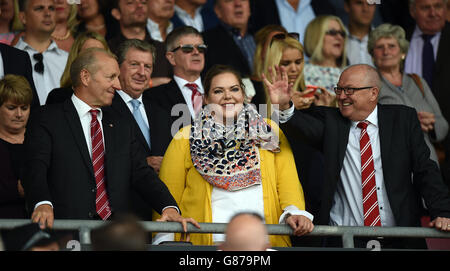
[22,48,200,234]
[111,39,173,220]
[404,0,450,190]
[144,26,206,132]
[268,64,450,249]
[219,212,271,251]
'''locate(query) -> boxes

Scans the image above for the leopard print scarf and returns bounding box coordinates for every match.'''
[190,104,280,191]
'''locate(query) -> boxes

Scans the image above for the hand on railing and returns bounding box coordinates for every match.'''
[285,215,314,236]
[31,204,54,229]
[429,217,450,232]
[156,207,201,242]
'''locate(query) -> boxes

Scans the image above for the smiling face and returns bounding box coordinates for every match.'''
[337,66,379,121]
[119,47,153,98]
[83,53,121,107]
[372,37,404,72]
[322,19,345,63]
[279,47,303,85]
[54,0,69,22]
[204,72,245,124]
[0,100,30,133]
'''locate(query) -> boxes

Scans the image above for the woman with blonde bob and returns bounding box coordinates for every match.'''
[367,23,448,164]
[303,15,348,95]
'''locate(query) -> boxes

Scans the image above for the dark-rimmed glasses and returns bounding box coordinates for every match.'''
[334,86,373,95]
[171,44,207,54]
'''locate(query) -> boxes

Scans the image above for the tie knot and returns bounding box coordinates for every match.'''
[89,109,99,119]
[130,99,141,110]
[186,83,199,93]
[422,34,435,42]
[357,121,369,130]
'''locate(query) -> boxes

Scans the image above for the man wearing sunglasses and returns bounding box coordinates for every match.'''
[145,26,206,133]
[14,0,68,105]
[268,64,450,249]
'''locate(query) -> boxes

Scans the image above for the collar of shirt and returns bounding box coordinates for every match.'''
[173,75,204,94]
[116,89,143,105]
[220,21,247,38]
[174,5,204,31]
[277,0,312,14]
[411,25,442,43]
[350,105,378,130]
[146,18,173,42]
[71,93,103,121]
[15,37,64,55]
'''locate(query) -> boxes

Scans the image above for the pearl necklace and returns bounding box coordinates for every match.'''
[51,30,71,41]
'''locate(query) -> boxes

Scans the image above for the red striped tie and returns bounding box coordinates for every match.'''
[186,83,202,116]
[357,121,381,227]
[89,110,111,220]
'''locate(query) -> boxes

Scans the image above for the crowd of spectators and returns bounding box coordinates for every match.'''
[1,0,450,251]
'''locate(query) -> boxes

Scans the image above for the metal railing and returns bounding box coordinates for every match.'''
[1,219,450,249]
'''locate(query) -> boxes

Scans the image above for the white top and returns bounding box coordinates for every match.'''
[404,25,441,77]
[146,18,174,42]
[0,51,4,78]
[15,37,68,105]
[174,5,204,32]
[329,106,396,226]
[116,90,149,128]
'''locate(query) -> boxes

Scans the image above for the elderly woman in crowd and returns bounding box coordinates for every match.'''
[0,74,32,218]
[303,15,348,95]
[154,65,314,247]
[45,31,110,104]
[368,23,448,164]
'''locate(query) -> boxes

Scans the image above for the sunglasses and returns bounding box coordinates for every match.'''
[261,31,300,61]
[334,86,373,95]
[33,53,44,74]
[325,29,346,38]
[171,44,208,54]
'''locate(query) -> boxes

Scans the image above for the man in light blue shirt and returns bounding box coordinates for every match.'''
[15,0,68,105]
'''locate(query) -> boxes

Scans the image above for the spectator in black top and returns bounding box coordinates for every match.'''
[0,74,32,219]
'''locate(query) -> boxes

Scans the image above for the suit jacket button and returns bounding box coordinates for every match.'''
[88,212,93,218]
[91,188,96,193]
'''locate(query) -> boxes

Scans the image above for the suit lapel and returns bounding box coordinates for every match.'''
[63,100,94,178]
[377,104,393,174]
[337,114,351,171]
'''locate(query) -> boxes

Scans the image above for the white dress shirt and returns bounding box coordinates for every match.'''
[404,25,441,77]
[329,106,396,227]
[174,5,204,31]
[173,75,204,119]
[0,51,4,78]
[146,18,174,42]
[116,90,149,128]
[15,38,68,105]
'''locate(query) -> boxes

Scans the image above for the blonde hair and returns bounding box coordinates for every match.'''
[304,15,348,68]
[259,34,306,115]
[60,31,110,87]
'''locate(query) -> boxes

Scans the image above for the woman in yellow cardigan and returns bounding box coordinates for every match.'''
[154,65,314,247]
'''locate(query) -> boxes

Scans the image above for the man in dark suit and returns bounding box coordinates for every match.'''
[404,0,450,190]
[22,48,199,232]
[112,39,173,220]
[267,64,450,248]
[145,26,205,134]
[202,0,255,77]
[0,43,39,110]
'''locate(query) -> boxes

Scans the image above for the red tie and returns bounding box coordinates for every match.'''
[186,83,202,116]
[357,121,381,227]
[89,110,111,220]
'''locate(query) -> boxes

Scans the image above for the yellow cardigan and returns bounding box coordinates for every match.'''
[155,121,307,247]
